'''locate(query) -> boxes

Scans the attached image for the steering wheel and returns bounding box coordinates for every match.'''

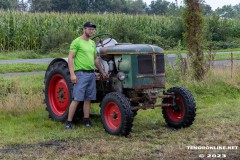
[92,33,112,47]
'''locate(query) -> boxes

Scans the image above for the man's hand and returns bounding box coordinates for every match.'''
[102,72,109,79]
[71,74,77,84]
[94,56,109,79]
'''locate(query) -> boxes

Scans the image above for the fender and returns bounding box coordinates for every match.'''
[45,58,68,78]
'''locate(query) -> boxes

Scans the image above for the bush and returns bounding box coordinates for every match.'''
[206,40,240,50]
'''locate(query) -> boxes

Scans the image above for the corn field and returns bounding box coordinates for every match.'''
[0,10,240,52]
[0,10,183,51]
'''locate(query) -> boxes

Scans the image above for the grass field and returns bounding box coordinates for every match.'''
[0,66,239,159]
[0,63,48,74]
[0,51,67,60]
[214,53,240,60]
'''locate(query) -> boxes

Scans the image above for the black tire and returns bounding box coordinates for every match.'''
[132,110,138,117]
[44,61,83,122]
[101,92,134,136]
[131,102,139,117]
[162,87,196,129]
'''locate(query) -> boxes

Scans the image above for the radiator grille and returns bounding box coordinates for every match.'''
[138,55,153,74]
[156,54,165,73]
[138,54,165,74]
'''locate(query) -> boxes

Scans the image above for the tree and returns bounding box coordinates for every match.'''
[148,0,170,15]
[183,0,205,80]
[167,2,183,16]
[68,0,89,13]
[80,0,112,13]
[51,0,71,12]
[233,3,240,12]
[109,0,128,13]
[201,3,212,15]
[0,0,19,10]
[18,0,28,11]
[215,5,236,18]
[28,0,53,12]
[128,0,147,14]
[233,3,240,18]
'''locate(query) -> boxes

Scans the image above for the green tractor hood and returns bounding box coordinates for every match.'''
[99,44,164,55]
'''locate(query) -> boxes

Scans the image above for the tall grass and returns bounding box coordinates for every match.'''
[165,56,240,107]
[0,75,43,115]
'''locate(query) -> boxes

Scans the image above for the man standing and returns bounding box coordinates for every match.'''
[65,22,108,129]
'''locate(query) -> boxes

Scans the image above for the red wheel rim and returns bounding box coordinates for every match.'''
[48,74,69,116]
[167,95,185,122]
[104,102,121,130]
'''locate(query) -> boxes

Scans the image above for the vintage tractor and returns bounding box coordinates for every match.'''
[44,34,196,136]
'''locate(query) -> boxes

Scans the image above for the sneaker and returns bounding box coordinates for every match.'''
[65,122,73,130]
[84,120,92,127]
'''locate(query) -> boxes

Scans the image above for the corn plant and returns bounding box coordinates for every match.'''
[0,10,239,52]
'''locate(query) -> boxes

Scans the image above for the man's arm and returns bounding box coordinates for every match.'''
[94,56,108,79]
[68,52,77,84]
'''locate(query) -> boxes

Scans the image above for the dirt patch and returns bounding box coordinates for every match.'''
[0,140,66,154]
[0,140,70,159]
[0,138,155,160]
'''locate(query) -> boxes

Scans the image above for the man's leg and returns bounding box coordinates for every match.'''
[83,100,91,118]
[83,100,92,127]
[65,100,80,129]
[67,100,80,121]
[83,72,95,127]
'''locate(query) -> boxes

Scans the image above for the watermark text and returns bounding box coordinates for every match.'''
[187,146,238,150]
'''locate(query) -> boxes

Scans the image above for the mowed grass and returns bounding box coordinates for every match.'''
[165,48,240,54]
[214,53,240,60]
[0,63,48,73]
[0,68,240,159]
[0,51,67,60]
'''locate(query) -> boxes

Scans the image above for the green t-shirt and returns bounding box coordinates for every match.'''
[69,37,97,71]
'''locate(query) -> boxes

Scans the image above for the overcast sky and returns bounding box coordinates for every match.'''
[143,0,240,10]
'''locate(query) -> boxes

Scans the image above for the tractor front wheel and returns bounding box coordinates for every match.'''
[101,92,134,136]
[162,87,196,129]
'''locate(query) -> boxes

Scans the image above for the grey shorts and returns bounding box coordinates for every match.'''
[72,71,96,101]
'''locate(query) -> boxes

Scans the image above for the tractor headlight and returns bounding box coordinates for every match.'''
[117,72,126,81]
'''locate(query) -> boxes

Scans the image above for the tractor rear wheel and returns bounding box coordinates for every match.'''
[44,61,83,122]
[101,92,134,136]
[162,87,196,129]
